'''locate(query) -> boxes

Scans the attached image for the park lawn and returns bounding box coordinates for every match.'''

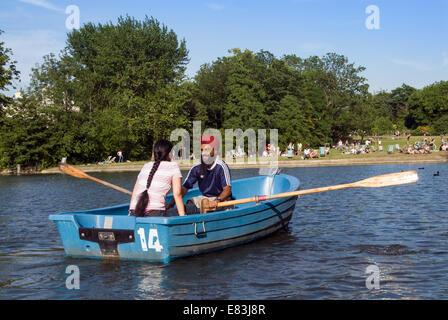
[281,135,447,161]
[73,135,447,168]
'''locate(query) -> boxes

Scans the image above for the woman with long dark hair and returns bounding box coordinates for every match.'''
[129,139,186,217]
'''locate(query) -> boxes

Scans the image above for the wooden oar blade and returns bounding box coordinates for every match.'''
[354,170,419,188]
[58,163,89,179]
[58,162,133,195]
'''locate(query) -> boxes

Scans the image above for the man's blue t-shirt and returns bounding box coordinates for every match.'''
[182,159,231,197]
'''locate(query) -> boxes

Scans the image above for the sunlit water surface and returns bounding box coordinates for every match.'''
[0,163,447,299]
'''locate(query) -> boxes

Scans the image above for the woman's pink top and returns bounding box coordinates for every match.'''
[130,161,182,211]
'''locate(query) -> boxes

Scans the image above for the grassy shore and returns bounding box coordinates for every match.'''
[39,135,448,174]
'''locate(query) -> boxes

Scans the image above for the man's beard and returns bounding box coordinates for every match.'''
[199,154,216,178]
[201,154,216,166]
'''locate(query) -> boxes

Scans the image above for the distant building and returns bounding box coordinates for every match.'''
[14,90,23,100]
[41,87,80,112]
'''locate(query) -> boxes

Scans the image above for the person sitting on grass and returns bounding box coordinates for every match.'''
[414,141,421,150]
[287,141,294,158]
[441,143,448,151]
[303,143,319,159]
[303,144,311,159]
[429,139,436,151]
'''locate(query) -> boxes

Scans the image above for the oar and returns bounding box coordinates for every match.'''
[58,163,133,195]
[217,170,419,207]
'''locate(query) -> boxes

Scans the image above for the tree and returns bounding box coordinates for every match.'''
[301,53,369,108]
[193,58,232,128]
[192,49,340,149]
[0,93,59,168]
[348,95,377,143]
[223,49,267,130]
[389,84,416,124]
[271,95,311,147]
[407,81,448,133]
[0,30,21,167]
[27,15,190,165]
[0,29,20,108]
[291,53,369,141]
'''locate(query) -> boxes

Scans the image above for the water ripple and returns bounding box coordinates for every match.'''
[0,164,447,299]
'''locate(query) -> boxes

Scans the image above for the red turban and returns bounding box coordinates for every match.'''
[201,134,220,151]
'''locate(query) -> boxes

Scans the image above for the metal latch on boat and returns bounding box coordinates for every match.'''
[193,221,206,236]
[79,228,135,258]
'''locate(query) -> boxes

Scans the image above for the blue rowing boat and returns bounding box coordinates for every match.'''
[49,173,300,263]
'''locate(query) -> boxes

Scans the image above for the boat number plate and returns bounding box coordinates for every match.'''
[78,228,135,258]
[98,232,115,241]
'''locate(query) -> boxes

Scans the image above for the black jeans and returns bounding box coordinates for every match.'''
[130,209,179,217]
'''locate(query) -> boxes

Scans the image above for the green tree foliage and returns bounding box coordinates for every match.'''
[0,30,21,168]
[0,30,20,106]
[348,94,378,142]
[193,49,368,149]
[407,81,448,134]
[389,84,416,122]
[2,16,447,169]
[12,16,190,167]
[0,93,59,168]
[223,49,267,130]
[299,53,369,140]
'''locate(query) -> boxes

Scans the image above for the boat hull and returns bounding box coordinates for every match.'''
[49,174,300,263]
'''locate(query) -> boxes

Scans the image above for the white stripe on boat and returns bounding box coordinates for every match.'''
[104,216,113,229]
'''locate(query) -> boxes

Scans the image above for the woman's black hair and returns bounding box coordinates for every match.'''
[134,139,173,217]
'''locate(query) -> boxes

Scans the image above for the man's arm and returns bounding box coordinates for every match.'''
[218,185,232,202]
[203,161,232,212]
[202,186,232,213]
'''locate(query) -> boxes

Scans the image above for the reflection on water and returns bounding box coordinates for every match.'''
[0,164,447,299]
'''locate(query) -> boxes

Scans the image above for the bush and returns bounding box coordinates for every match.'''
[410,126,430,136]
[431,114,448,135]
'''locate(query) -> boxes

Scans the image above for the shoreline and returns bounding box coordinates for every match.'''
[37,155,448,174]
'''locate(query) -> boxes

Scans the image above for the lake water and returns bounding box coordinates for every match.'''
[0,163,447,300]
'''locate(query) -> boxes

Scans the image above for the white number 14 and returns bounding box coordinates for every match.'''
[137,228,163,252]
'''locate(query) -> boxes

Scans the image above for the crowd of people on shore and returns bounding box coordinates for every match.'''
[150,132,448,165]
[336,139,375,155]
[333,133,448,156]
[279,142,329,159]
[224,142,326,160]
[224,133,448,161]
[399,137,448,154]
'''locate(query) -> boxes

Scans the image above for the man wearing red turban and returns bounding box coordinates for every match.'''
[166,134,233,214]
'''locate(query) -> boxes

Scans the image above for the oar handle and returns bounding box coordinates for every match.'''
[217,183,353,207]
[217,170,418,207]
